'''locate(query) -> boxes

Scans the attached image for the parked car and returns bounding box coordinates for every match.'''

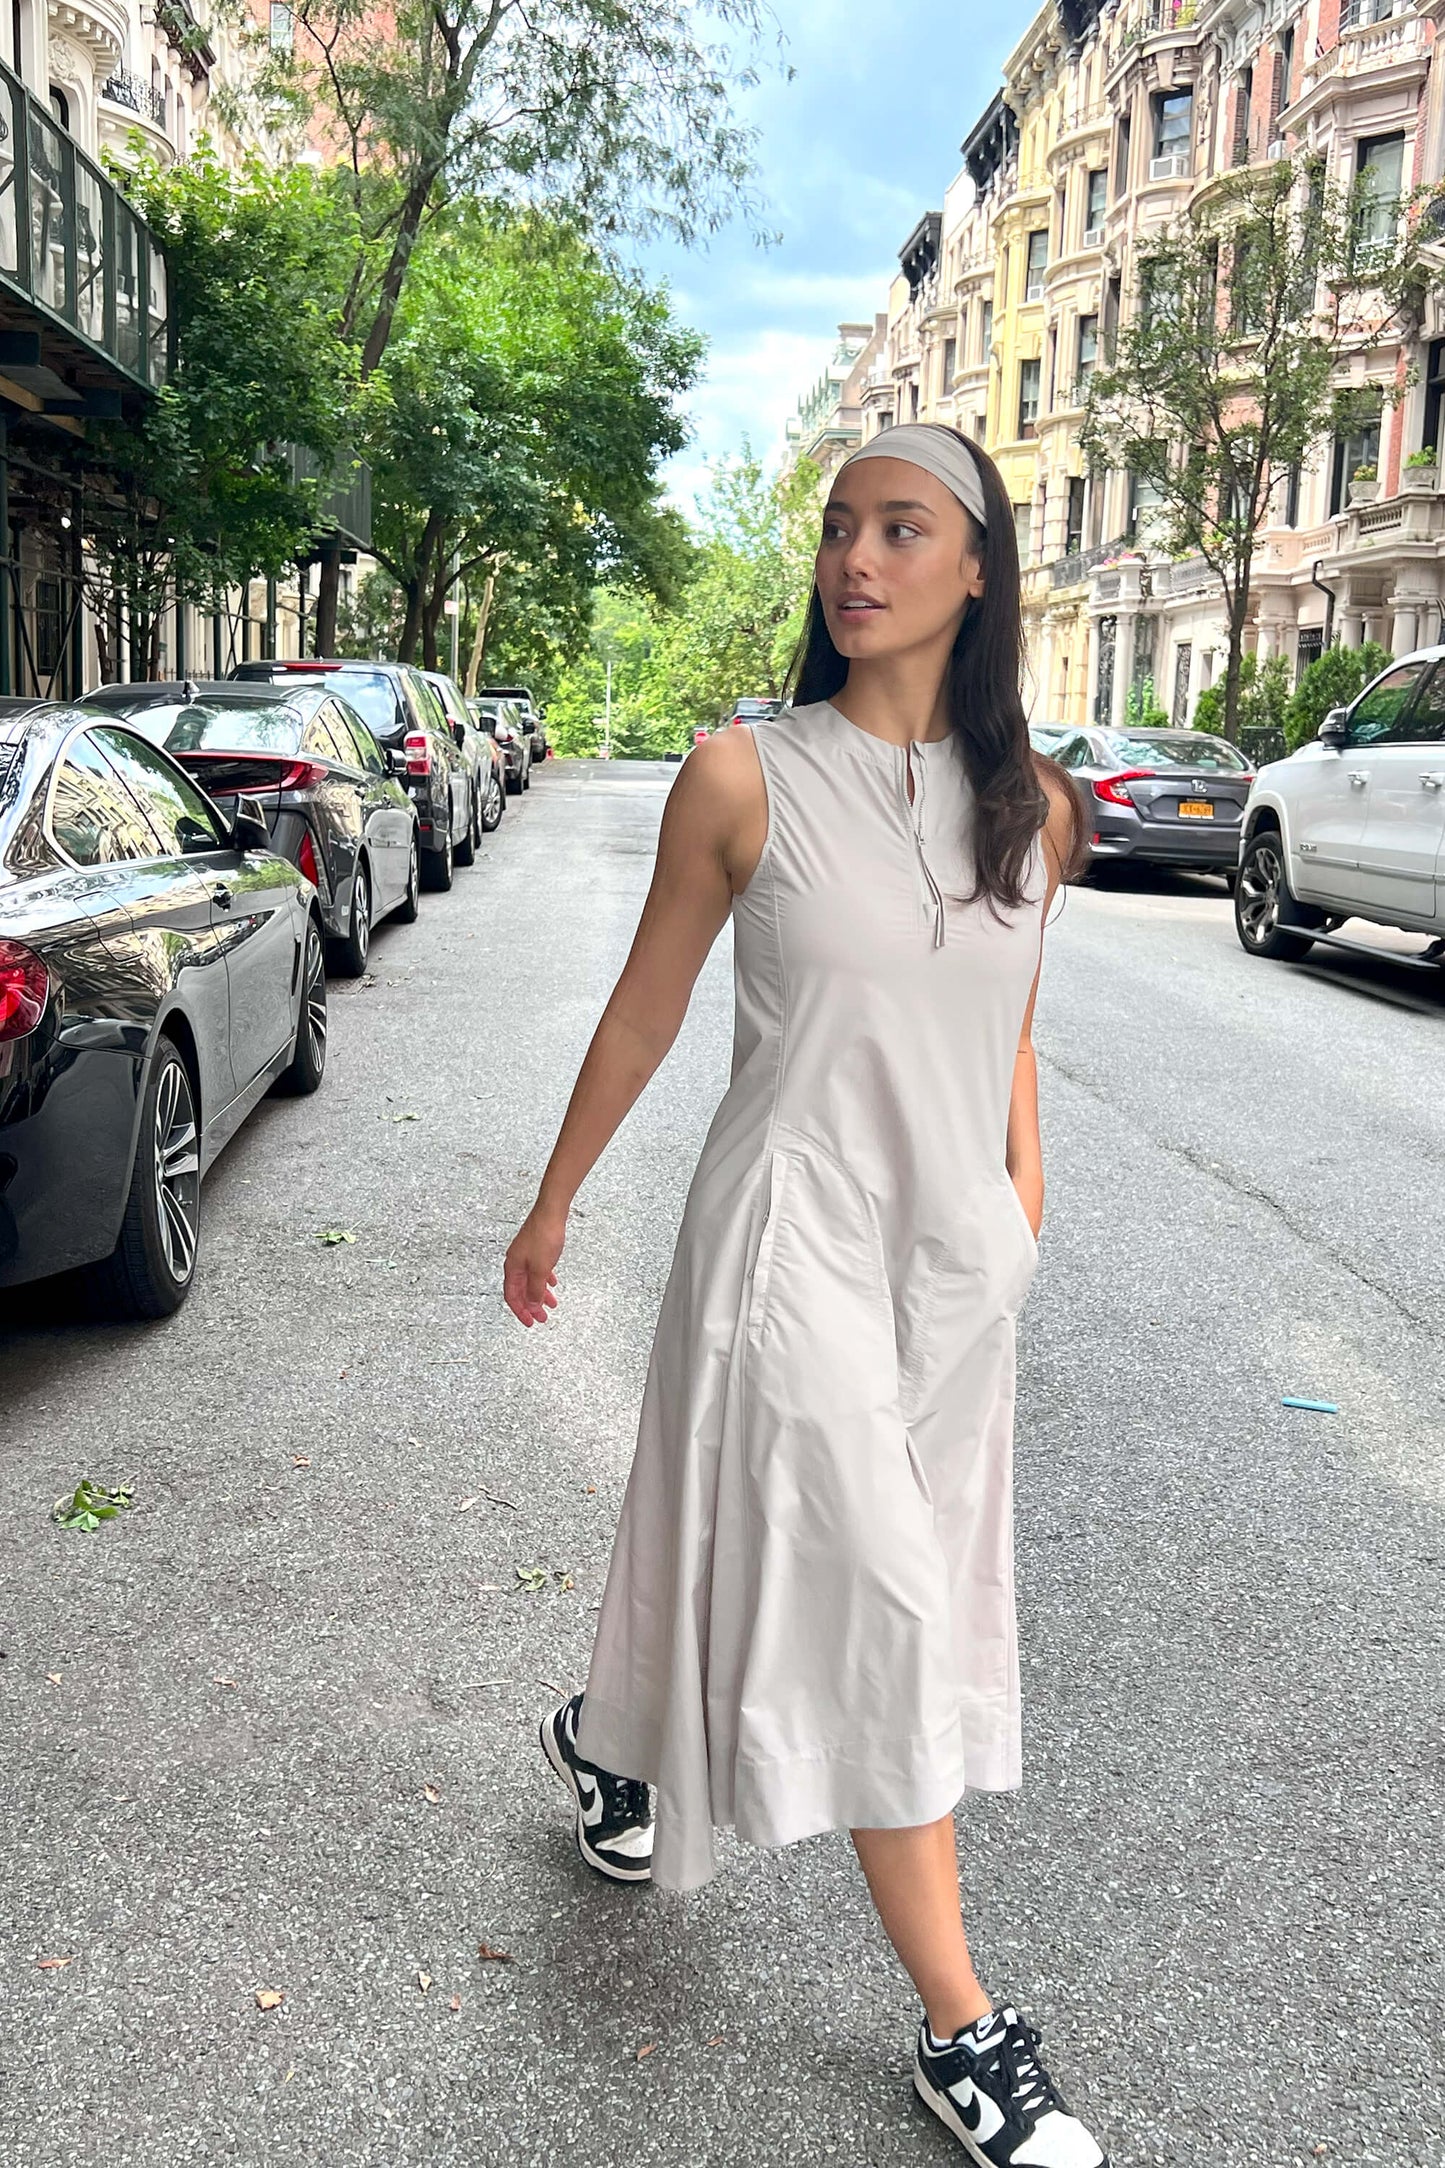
[228,659,470,891]
[1029,723,1071,755]
[479,684,547,763]
[1048,724,1254,878]
[421,669,506,833]
[0,701,326,1316]
[471,696,532,793]
[724,697,783,729]
[82,680,419,976]
[1235,646,1445,970]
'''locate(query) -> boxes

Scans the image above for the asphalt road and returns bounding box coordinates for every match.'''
[3,758,1443,2168]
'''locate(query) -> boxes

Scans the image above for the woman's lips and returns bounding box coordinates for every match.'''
[838,598,884,612]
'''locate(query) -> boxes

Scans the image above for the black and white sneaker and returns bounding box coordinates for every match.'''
[914,2003,1107,2167]
[539,1693,654,1883]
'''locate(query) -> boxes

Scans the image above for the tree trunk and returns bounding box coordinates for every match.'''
[463,572,495,695]
[397,578,424,662]
[360,164,444,378]
[420,549,452,671]
[312,540,342,657]
[1222,586,1253,745]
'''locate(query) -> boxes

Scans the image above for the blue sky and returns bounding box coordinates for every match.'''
[641,0,1024,512]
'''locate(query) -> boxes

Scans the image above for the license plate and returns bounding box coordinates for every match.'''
[1178,800,1214,818]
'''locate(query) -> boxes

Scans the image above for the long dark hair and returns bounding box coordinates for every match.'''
[783,427,1087,920]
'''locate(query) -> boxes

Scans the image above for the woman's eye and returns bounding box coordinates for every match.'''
[887,523,921,542]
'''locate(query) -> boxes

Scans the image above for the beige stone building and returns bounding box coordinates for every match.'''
[785,0,1445,730]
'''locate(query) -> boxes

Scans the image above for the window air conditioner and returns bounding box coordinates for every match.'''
[1150,152,1191,180]
[1083,225,1104,247]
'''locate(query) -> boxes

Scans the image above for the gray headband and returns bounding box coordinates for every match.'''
[836,423,988,530]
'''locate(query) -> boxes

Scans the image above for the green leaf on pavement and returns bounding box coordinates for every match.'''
[515,1566,548,1594]
[52,1478,135,1532]
[317,1229,356,1247]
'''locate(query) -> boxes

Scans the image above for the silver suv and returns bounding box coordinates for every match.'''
[1235,647,1445,971]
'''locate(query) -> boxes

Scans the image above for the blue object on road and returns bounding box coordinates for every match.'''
[1281,1395,1339,1413]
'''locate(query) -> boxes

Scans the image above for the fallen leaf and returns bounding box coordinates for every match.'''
[477,1943,513,1963]
[449,1995,461,2013]
[554,1571,575,1592]
[36,1956,73,1971]
[407,1436,422,1447]
[316,1229,355,1247]
[255,1989,285,2011]
[212,1677,239,1690]
[417,1971,432,1993]
[292,1457,312,1470]
[706,2034,724,2047]
[457,1496,478,1513]
[637,2042,657,2059]
[45,1672,62,1685]
[515,1565,547,1594]
[391,1111,420,1123]
[585,1485,597,1495]
[423,1783,441,1804]
[283,2067,295,2084]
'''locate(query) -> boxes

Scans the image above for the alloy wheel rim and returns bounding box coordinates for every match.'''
[1238,842,1280,945]
[152,1057,199,1282]
[305,926,327,1069]
[408,835,419,903]
[354,866,370,959]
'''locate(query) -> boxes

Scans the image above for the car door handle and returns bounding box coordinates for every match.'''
[1421,772,1445,789]
[211,883,233,910]
[1346,771,1369,786]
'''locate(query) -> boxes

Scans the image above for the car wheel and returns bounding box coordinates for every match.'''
[455,788,478,866]
[422,820,454,891]
[330,857,371,976]
[1234,832,1318,961]
[85,1037,200,1319]
[394,828,421,922]
[480,769,504,831]
[521,758,531,791]
[277,918,328,1094]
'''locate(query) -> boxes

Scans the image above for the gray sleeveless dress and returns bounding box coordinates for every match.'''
[574,699,1048,1890]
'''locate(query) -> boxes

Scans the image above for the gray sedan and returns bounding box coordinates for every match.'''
[1048,724,1256,878]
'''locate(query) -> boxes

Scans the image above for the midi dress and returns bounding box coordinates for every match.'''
[574,697,1049,1891]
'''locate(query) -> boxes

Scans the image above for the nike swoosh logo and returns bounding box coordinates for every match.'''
[958,2087,985,2135]
[575,1771,604,1827]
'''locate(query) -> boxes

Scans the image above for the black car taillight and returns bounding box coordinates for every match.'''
[0,939,49,1041]
[405,731,432,777]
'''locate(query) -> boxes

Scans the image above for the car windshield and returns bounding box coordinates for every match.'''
[122,702,305,755]
[1101,732,1251,772]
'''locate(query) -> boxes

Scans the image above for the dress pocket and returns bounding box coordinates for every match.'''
[1001,1174,1040,1262]
[745,1148,790,1339]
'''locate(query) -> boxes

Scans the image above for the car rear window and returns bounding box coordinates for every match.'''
[1103,733,1251,772]
[130,702,305,755]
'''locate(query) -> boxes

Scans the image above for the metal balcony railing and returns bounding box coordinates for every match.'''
[0,56,167,390]
[100,71,169,126]
[286,444,372,548]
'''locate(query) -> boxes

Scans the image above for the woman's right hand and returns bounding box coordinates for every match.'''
[504,1205,566,1327]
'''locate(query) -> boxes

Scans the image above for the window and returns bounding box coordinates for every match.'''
[269,0,293,49]
[1114,112,1131,196]
[1346,661,1430,745]
[1424,338,1445,467]
[1295,625,1324,682]
[48,83,68,128]
[1284,460,1302,527]
[1018,358,1041,438]
[1129,466,1167,546]
[1085,168,1107,238]
[90,727,227,856]
[941,336,957,390]
[1076,313,1098,396]
[1330,414,1381,513]
[1355,132,1404,253]
[1231,239,1263,337]
[1013,502,1033,563]
[1279,26,1295,112]
[910,379,920,421]
[1395,664,1445,743]
[158,702,302,755]
[1233,67,1253,167]
[340,709,387,775]
[403,672,448,736]
[1152,90,1192,173]
[1025,229,1048,301]
[48,735,155,866]
[980,300,993,360]
[1066,476,1087,554]
[302,711,349,764]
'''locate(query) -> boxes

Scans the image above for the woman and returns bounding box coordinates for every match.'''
[505,423,1102,2168]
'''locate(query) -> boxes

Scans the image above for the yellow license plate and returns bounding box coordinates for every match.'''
[1178,800,1214,818]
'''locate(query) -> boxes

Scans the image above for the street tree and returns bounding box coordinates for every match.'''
[360,209,699,672]
[81,150,361,678]
[1080,157,1396,742]
[260,0,779,647]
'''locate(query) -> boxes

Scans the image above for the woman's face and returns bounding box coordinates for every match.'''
[815,457,985,665]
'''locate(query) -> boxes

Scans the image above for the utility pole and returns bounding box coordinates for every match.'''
[603,656,612,760]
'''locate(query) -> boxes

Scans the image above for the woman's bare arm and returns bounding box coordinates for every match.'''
[504,731,768,1326]
[1006,775,1074,1239]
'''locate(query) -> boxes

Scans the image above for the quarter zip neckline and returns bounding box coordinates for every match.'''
[901,741,948,949]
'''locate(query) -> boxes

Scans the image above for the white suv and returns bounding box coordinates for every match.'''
[1234,647,1445,972]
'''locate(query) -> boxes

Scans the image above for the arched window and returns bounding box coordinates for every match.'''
[48,82,68,129]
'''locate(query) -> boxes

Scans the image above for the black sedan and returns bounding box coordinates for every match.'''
[1048,724,1256,877]
[229,659,471,891]
[0,702,326,1317]
[83,681,420,976]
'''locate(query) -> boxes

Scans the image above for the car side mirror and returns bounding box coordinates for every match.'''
[386,745,407,774]
[230,795,272,853]
[1318,706,1350,745]
[452,720,466,747]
